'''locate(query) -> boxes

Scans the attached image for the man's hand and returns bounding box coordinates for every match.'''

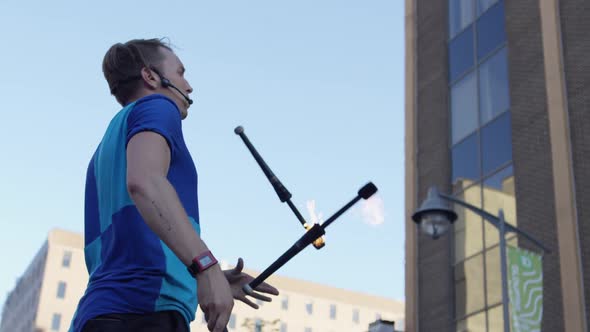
[224,258,280,309]
[197,264,234,332]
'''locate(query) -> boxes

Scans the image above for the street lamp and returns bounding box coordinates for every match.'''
[412,186,551,332]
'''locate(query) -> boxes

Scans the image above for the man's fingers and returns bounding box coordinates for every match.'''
[206,310,219,331]
[213,311,231,332]
[255,282,279,295]
[250,291,272,302]
[239,295,259,309]
[231,257,244,275]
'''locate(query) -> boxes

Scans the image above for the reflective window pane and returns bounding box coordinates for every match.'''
[485,246,503,306]
[449,0,475,38]
[478,0,499,15]
[455,254,485,318]
[487,304,505,331]
[483,165,516,247]
[452,133,479,184]
[456,311,486,332]
[453,184,483,263]
[449,28,475,82]
[481,112,512,176]
[476,0,506,59]
[451,72,478,143]
[479,47,510,124]
[507,235,519,248]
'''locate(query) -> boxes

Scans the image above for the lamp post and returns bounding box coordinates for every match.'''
[412,186,551,332]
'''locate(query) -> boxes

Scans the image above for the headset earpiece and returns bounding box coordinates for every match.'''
[161,77,172,88]
[150,67,193,105]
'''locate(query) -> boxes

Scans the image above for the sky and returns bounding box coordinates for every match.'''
[0,0,406,313]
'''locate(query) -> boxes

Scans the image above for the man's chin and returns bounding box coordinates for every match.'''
[180,109,189,120]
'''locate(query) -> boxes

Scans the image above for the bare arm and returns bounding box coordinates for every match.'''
[126,131,205,265]
[126,131,233,332]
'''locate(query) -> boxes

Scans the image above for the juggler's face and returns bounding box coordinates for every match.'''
[156,48,193,119]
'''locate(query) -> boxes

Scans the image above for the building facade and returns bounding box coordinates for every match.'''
[404,0,589,331]
[0,229,403,332]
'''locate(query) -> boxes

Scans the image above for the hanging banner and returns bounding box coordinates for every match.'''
[507,246,543,332]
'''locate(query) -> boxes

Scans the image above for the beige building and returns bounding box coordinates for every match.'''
[0,229,403,332]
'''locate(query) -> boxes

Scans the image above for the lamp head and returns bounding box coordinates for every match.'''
[412,187,458,239]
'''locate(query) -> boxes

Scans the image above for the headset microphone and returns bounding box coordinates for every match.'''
[161,77,193,105]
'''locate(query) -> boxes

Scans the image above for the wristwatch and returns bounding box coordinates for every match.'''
[187,251,218,278]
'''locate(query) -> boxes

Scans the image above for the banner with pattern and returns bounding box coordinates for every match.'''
[507,246,543,332]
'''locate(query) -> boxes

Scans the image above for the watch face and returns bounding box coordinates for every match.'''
[199,256,213,266]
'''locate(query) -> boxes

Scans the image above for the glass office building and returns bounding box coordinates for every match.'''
[405,0,590,331]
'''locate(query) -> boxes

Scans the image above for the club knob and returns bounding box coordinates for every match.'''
[234,126,244,135]
[358,182,378,199]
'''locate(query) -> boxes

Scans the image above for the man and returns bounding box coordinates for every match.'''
[70,38,278,332]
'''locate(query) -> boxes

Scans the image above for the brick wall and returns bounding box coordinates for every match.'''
[415,0,453,331]
[504,0,564,330]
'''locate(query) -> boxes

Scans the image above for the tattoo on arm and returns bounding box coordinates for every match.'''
[151,200,172,232]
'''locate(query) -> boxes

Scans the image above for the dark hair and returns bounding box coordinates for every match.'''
[102,38,172,105]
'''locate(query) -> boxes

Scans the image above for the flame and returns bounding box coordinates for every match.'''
[306,200,324,224]
[305,200,326,248]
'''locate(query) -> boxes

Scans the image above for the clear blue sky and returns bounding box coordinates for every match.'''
[0,0,405,310]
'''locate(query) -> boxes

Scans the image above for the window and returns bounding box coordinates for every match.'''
[449,28,475,82]
[280,322,287,332]
[330,304,337,319]
[281,296,289,310]
[483,165,516,248]
[57,281,66,299]
[453,185,484,263]
[51,313,61,331]
[352,309,360,324]
[487,304,505,331]
[229,314,236,329]
[452,133,479,184]
[479,48,510,124]
[254,319,262,332]
[481,112,512,175]
[451,72,478,144]
[305,301,313,315]
[304,328,312,332]
[449,0,475,38]
[478,0,499,15]
[256,299,264,307]
[485,246,503,306]
[62,251,72,268]
[476,1,506,59]
[455,254,485,319]
[449,6,513,327]
[456,311,486,332]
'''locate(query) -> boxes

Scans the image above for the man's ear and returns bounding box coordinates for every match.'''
[140,67,159,90]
